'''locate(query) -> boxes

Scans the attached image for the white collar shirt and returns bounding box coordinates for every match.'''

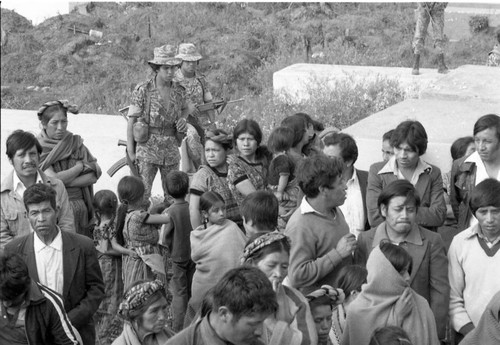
[464,152,500,227]
[378,156,432,186]
[339,168,365,237]
[13,171,41,197]
[33,228,64,295]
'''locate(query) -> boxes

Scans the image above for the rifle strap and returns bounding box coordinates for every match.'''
[143,81,152,125]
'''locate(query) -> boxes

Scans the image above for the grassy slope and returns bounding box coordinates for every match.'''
[1,2,496,135]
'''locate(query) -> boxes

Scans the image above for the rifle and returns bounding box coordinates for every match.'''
[196,98,244,115]
[106,107,140,177]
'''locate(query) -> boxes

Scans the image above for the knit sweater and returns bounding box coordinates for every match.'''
[460,291,500,345]
[448,224,500,331]
[285,198,352,294]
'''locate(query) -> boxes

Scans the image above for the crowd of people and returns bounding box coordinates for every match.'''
[1,41,499,345]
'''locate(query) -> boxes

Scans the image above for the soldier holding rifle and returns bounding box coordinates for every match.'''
[126,44,194,204]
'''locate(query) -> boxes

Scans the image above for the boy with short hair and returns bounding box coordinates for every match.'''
[163,170,195,331]
[240,190,279,236]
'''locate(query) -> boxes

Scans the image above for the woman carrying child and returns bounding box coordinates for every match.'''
[92,190,137,345]
[115,176,172,290]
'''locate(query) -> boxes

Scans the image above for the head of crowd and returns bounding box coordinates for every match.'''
[1,40,500,345]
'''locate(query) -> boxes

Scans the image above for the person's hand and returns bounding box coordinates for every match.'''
[127,150,136,163]
[128,249,139,258]
[336,233,357,258]
[191,106,202,118]
[275,191,283,202]
[395,287,413,321]
[176,118,187,133]
[75,160,84,174]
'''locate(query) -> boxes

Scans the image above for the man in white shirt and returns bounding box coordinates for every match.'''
[322,132,370,236]
[5,183,104,345]
[1,130,74,251]
[448,178,500,343]
[451,114,500,231]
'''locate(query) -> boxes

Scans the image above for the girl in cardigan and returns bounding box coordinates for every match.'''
[342,242,439,345]
[92,190,136,345]
[115,176,171,290]
[186,191,246,326]
[37,100,101,237]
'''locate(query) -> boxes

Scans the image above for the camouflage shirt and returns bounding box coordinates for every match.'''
[129,78,187,165]
[175,70,213,129]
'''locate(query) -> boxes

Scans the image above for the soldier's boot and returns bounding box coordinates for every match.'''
[437,53,449,74]
[412,54,420,75]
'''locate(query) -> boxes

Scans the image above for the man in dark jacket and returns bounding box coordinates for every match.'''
[0,252,81,344]
[5,183,104,345]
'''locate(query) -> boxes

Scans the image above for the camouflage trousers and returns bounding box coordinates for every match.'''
[413,3,447,54]
[137,160,179,203]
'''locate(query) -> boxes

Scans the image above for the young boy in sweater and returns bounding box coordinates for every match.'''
[163,170,195,332]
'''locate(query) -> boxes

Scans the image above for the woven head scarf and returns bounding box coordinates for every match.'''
[37,100,79,121]
[118,280,165,320]
[306,285,346,306]
[242,231,291,263]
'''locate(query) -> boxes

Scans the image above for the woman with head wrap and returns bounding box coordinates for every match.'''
[306,285,345,345]
[342,242,439,345]
[37,100,101,237]
[113,280,174,345]
[242,231,318,345]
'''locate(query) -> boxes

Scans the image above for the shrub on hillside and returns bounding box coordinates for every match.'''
[469,15,489,34]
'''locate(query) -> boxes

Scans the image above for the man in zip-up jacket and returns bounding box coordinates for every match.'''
[0,252,81,344]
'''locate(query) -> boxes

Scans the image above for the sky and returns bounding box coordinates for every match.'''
[1,0,69,25]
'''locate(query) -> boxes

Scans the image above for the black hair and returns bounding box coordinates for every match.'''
[473,114,500,141]
[23,183,57,212]
[294,112,325,132]
[233,118,271,162]
[377,180,421,216]
[211,266,278,321]
[241,191,279,231]
[297,155,344,198]
[450,136,475,160]
[93,189,118,228]
[469,178,500,215]
[115,176,145,245]
[199,191,225,213]
[280,115,307,147]
[379,241,413,276]
[267,127,294,154]
[166,170,189,199]
[322,132,359,165]
[390,120,428,156]
[369,326,412,345]
[383,129,395,142]
[0,253,31,302]
[6,130,42,160]
[244,232,291,264]
[334,265,368,297]
[38,102,68,125]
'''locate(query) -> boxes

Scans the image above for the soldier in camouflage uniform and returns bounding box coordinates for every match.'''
[126,44,194,204]
[175,43,215,172]
[412,2,449,75]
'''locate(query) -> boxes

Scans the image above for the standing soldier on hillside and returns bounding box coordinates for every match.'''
[412,2,449,75]
[126,44,193,205]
